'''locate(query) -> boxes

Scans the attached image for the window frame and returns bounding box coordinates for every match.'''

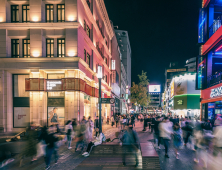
[23,39,30,58]
[57,38,65,57]
[46,39,54,58]
[57,4,65,22]
[11,5,19,23]
[22,5,30,22]
[46,4,54,22]
[11,39,20,58]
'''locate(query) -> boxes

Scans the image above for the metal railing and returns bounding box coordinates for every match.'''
[207,70,222,88]
[209,16,222,38]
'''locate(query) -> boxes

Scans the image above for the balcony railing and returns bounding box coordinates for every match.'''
[207,70,222,88]
[209,16,222,38]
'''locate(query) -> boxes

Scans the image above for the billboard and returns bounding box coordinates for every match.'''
[149,85,161,93]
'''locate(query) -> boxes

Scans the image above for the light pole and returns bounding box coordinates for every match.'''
[97,65,103,133]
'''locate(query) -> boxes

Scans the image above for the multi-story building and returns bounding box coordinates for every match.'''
[120,62,128,114]
[148,85,161,114]
[197,0,222,120]
[0,0,121,132]
[115,30,131,88]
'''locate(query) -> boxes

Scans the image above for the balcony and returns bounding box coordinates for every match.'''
[207,70,222,87]
[209,17,222,38]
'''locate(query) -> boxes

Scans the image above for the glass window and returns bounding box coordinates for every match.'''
[23,39,30,58]
[22,5,29,22]
[57,39,65,57]
[46,4,54,22]
[46,39,54,57]
[84,49,86,61]
[11,39,19,58]
[86,53,90,66]
[57,4,65,22]
[14,75,29,97]
[11,5,19,22]
[86,25,90,38]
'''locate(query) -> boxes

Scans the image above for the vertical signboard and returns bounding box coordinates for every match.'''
[111,60,115,70]
[196,56,206,90]
[198,8,207,43]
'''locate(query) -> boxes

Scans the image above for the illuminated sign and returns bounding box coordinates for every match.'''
[111,60,115,70]
[210,86,222,98]
[149,85,161,93]
[46,80,62,91]
[177,100,183,105]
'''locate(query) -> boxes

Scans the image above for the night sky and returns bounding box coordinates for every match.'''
[104,0,202,87]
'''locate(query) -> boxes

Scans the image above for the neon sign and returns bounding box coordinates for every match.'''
[210,86,222,98]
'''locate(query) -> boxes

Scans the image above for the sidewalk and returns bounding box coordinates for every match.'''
[1,123,119,170]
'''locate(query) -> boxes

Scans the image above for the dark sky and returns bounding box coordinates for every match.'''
[104,0,202,86]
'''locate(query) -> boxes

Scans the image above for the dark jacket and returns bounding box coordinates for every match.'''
[45,133,58,148]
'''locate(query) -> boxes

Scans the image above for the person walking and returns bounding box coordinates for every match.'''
[159,117,172,158]
[173,123,182,159]
[154,116,161,149]
[121,125,140,167]
[111,116,115,127]
[107,116,110,125]
[115,115,119,128]
[65,120,73,149]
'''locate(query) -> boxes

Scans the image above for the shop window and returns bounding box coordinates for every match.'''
[14,75,29,97]
[22,5,30,22]
[57,4,65,22]
[23,39,30,58]
[46,39,54,57]
[48,107,65,126]
[57,39,65,57]
[46,4,54,22]
[11,39,19,58]
[11,5,19,22]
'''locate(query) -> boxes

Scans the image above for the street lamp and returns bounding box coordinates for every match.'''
[97,65,103,133]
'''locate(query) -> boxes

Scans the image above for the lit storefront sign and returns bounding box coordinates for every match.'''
[111,60,115,70]
[112,70,116,83]
[177,100,183,105]
[210,86,222,98]
[47,80,62,90]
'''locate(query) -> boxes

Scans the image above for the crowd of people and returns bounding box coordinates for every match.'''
[5,113,222,169]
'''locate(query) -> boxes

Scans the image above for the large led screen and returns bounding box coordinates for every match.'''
[149,85,161,93]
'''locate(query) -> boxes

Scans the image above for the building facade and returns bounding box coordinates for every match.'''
[0,0,121,132]
[197,0,222,120]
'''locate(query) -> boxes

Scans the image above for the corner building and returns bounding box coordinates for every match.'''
[197,0,222,120]
[0,0,119,132]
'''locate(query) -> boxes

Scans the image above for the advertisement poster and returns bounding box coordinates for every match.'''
[149,85,161,93]
[48,107,65,126]
[174,77,187,95]
[170,81,174,98]
[14,107,30,127]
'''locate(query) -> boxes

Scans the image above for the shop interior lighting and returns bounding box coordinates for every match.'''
[214,52,222,55]
[215,63,222,64]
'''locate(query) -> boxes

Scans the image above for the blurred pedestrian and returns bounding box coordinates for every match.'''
[111,116,115,127]
[65,120,73,149]
[107,116,110,125]
[173,123,182,159]
[154,116,161,149]
[159,117,172,158]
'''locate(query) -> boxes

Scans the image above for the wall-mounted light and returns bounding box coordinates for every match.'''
[68,16,75,21]
[97,65,102,79]
[0,18,3,22]
[32,17,39,22]
[30,69,39,73]
[33,51,40,57]
[68,51,75,57]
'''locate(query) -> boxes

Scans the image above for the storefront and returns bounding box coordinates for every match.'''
[201,83,222,120]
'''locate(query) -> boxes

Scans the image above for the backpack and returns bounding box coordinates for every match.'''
[102,133,106,142]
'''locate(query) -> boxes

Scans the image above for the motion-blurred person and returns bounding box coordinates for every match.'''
[86,116,94,141]
[121,124,140,167]
[72,118,78,132]
[111,116,115,127]
[81,116,87,125]
[82,128,105,157]
[115,115,119,128]
[65,120,73,149]
[154,116,161,149]
[182,121,193,146]
[213,121,222,157]
[45,125,59,170]
[159,117,172,158]
[142,115,148,131]
[131,114,135,127]
[173,123,182,159]
[19,123,38,167]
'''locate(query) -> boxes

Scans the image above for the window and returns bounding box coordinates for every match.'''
[46,4,54,22]
[14,75,29,97]
[23,39,30,58]
[11,39,19,58]
[84,49,90,66]
[104,75,107,83]
[104,57,107,65]
[46,39,54,57]
[84,20,90,38]
[57,4,65,22]
[86,0,91,9]
[22,5,29,22]
[11,5,19,22]
[57,39,65,57]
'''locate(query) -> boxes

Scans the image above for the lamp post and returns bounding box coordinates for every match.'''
[97,65,103,133]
